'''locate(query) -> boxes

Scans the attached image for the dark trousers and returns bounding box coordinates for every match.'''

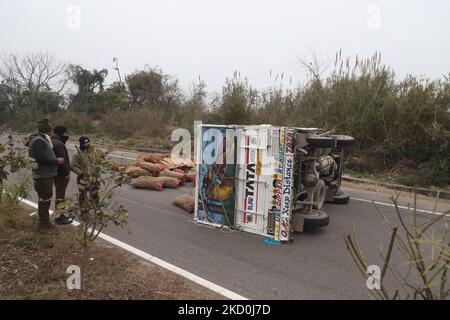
[54,175,70,217]
[77,176,100,208]
[34,178,54,228]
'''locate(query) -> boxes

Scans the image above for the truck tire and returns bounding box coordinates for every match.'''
[333,191,350,204]
[306,136,337,149]
[313,180,326,210]
[332,135,354,147]
[303,210,329,228]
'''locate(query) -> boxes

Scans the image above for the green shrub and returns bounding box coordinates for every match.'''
[49,111,95,134]
[2,52,449,187]
[100,107,173,140]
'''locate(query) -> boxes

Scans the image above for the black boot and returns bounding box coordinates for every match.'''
[55,215,73,225]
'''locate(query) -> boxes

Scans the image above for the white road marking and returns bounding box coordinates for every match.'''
[351,197,449,217]
[108,154,136,161]
[19,196,247,300]
[29,211,36,216]
[20,198,55,216]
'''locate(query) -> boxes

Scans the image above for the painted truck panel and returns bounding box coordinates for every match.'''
[279,128,295,241]
[195,125,237,227]
[194,124,294,241]
[235,128,269,235]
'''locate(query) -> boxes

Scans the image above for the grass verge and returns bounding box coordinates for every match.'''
[0,204,222,300]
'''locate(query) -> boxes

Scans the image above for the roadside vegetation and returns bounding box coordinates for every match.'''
[345,193,450,300]
[1,51,449,187]
[0,140,218,299]
[0,202,220,299]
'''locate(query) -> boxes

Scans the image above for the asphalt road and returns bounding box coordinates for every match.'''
[4,136,450,299]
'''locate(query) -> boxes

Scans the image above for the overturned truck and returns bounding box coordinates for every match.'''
[194,124,354,242]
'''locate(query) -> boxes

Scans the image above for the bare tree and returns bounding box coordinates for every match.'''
[0,53,70,95]
[345,193,450,300]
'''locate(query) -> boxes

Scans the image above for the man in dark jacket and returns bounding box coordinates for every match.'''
[51,125,72,225]
[25,119,64,230]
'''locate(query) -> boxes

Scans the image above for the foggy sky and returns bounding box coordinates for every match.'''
[1,0,449,94]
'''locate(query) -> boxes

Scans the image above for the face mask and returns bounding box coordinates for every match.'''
[59,134,69,143]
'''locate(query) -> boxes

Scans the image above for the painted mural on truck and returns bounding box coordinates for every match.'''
[280,129,295,241]
[196,126,236,226]
[264,128,282,240]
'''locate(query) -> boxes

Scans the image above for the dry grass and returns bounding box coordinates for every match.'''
[0,205,222,300]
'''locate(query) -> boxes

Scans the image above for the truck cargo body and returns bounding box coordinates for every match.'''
[194,124,297,242]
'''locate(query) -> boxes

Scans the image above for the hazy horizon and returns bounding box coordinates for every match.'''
[1,0,449,94]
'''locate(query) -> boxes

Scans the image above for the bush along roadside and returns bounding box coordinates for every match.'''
[1,51,449,188]
[0,158,220,299]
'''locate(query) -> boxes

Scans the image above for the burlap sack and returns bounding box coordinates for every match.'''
[131,176,164,191]
[139,162,165,174]
[159,169,186,183]
[130,160,143,167]
[154,176,181,188]
[142,153,170,163]
[110,161,120,170]
[125,166,152,178]
[110,161,127,173]
[185,171,196,183]
[172,194,195,213]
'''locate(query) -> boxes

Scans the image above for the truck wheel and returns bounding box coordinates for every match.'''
[332,135,354,148]
[313,180,326,210]
[306,136,337,149]
[333,191,350,204]
[303,210,329,228]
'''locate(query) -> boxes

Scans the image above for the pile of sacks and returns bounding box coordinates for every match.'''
[172,193,195,213]
[111,152,197,214]
[111,152,196,191]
